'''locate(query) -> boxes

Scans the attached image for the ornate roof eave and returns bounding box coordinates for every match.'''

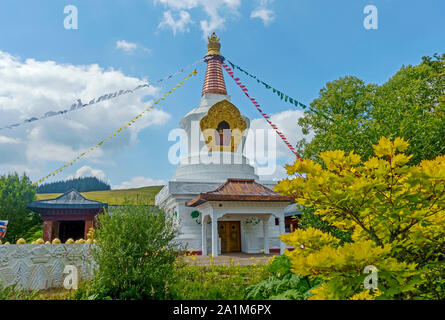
[186,178,294,207]
[28,189,108,211]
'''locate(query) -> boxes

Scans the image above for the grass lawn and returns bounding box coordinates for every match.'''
[1,263,272,300]
[35,185,163,205]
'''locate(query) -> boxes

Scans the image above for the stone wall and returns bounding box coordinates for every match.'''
[0,244,94,290]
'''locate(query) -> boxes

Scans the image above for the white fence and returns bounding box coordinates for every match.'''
[0,244,94,290]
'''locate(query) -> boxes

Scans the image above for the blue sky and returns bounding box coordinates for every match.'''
[0,0,444,189]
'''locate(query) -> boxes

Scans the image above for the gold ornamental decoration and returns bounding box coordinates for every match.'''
[200,100,247,152]
[206,32,222,56]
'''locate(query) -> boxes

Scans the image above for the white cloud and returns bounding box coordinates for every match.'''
[158,10,193,35]
[155,0,241,38]
[0,50,170,177]
[115,40,151,54]
[116,40,138,53]
[250,8,275,26]
[258,164,287,182]
[0,136,21,144]
[250,0,275,26]
[66,165,108,182]
[112,176,166,190]
[246,109,313,162]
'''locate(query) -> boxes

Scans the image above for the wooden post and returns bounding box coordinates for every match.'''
[84,220,94,239]
[42,220,53,242]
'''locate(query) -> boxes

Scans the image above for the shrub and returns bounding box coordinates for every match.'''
[244,255,320,300]
[276,137,445,300]
[0,172,40,243]
[0,281,38,300]
[89,205,181,300]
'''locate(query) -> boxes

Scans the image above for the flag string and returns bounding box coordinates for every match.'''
[1,59,203,131]
[220,61,303,160]
[225,59,333,122]
[33,69,198,186]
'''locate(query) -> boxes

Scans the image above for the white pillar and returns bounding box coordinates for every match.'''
[263,217,270,254]
[279,214,286,254]
[202,215,207,256]
[211,213,219,257]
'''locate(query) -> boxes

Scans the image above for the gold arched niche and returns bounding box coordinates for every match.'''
[200,100,247,152]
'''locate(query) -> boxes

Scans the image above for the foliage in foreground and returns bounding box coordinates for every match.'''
[0,282,39,300]
[88,205,181,300]
[169,262,270,300]
[0,173,40,243]
[244,255,321,300]
[276,137,445,300]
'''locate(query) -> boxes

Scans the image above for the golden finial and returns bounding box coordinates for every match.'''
[206,32,221,56]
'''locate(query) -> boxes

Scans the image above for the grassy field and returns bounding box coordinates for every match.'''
[36,185,163,205]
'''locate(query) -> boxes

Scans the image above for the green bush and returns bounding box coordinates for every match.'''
[88,205,182,300]
[0,172,40,243]
[0,281,38,300]
[244,255,321,300]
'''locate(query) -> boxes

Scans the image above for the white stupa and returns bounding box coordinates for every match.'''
[155,33,293,256]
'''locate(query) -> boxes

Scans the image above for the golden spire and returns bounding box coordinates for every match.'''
[206,32,221,56]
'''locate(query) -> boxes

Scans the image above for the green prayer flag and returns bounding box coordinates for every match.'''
[285,95,288,102]
[289,98,294,104]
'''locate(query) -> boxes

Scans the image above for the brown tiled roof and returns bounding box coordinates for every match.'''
[201,56,227,96]
[186,178,294,207]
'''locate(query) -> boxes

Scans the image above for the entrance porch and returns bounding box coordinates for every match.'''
[186,179,293,257]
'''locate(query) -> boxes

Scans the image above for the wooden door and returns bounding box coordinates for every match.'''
[218,221,241,253]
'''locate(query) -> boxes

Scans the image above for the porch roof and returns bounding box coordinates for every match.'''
[186,178,294,207]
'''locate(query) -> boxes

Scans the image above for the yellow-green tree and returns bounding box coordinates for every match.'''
[276,137,445,300]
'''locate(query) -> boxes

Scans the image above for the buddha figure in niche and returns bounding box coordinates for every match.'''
[215,120,232,151]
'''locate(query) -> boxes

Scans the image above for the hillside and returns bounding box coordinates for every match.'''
[36,185,164,205]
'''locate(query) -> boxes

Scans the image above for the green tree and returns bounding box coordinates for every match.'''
[0,173,40,243]
[277,137,445,299]
[89,205,181,300]
[297,54,445,165]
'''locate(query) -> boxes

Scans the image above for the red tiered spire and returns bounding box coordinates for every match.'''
[201,33,227,96]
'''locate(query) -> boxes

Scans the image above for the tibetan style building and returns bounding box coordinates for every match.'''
[28,189,107,242]
[155,33,296,256]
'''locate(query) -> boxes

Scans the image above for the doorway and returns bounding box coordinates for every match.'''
[218,221,241,253]
[58,221,85,243]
